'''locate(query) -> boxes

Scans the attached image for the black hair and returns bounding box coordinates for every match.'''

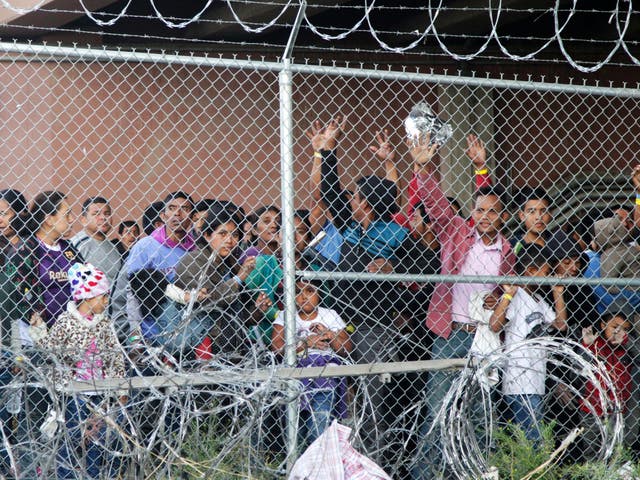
[0,189,28,236]
[446,196,462,213]
[163,191,194,210]
[0,189,27,215]
[560,208,589,245]
[515,243,551,275]
[117,220,140,236]
[613,204,633,215]
[514,186,552,210]
[245,212,258,228]
[355,175,398,221]
[415,204,431,224]
[601,311,630,325]
[294,209,311,232]
[251,205,281,238]
[196,204,240,248]
[142,201,165,236]
[216,200,246,228]
[81,196,109,215]
[475,185,507,211]
[253,205,280,222]
[195,198,218,213]
[25,191,67,236]
[575,207,610,247]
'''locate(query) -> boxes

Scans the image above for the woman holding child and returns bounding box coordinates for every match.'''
[159,204,256,358]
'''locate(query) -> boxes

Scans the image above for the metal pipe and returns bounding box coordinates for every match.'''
[280,1,307,468]
[297,269,640,288]
[65,358,468,392]
[1,41,637,98]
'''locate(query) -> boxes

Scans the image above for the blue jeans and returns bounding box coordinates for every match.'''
[302,389,335,447]
[412,330,473,479]
[156,300,214,355]
[57,396,121,479]
[504,394,543,442]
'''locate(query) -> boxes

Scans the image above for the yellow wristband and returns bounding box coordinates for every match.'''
[475,168,488,175]
[313,151,322,159]
[635,196,640,206]
[502,293,513,302]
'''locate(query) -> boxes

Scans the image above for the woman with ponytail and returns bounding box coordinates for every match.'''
[14,191,83,329]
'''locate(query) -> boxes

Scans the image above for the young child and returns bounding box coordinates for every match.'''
[271,278,353,446]
[30,262,126,479]
[579,306,632,459]
[489,244,567,441]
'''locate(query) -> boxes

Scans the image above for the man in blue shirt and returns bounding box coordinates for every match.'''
[126,191,196,341]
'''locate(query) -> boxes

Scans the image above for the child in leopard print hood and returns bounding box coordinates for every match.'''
[30,262,126,479]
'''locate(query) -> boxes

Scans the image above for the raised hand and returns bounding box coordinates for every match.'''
[466,134,487,169]
[255,292,273,313]
[409,132,439,170]
[305,116,346,152]
[369,129,396,163]
[323,117,345,149]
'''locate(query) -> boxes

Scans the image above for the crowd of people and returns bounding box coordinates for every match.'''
[0,118,638,478]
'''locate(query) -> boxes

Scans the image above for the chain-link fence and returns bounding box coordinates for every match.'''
[1,41,640,479]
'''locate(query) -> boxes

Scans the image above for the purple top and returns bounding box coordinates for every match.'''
[238,246,262,265]
[150,226,195,251]
[37,242,75,325]
[296,352,348,419]
[127,226,196,282]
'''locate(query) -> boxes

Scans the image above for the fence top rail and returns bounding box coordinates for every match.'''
[298,270,640,288]
[0,41,638,98]
[63,358,468,392]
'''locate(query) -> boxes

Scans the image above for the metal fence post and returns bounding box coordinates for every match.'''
[280,2,307,471]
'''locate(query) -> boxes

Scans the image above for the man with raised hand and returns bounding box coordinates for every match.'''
[411,133,515,478]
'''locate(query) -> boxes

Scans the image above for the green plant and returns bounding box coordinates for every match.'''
[171,414,283,480]
[489,422,564,480]
[560,447,640,480]
[489,422,640,480]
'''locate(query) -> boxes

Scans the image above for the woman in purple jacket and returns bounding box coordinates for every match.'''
[14,191,83,329]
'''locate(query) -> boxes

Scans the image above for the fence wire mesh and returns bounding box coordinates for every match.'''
[0,42,640,479]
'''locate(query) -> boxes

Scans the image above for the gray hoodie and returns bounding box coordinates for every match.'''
[593,216,640,293]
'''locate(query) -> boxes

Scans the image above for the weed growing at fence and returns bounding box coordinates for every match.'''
[173,411,282,480]
[489,422,640,480]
